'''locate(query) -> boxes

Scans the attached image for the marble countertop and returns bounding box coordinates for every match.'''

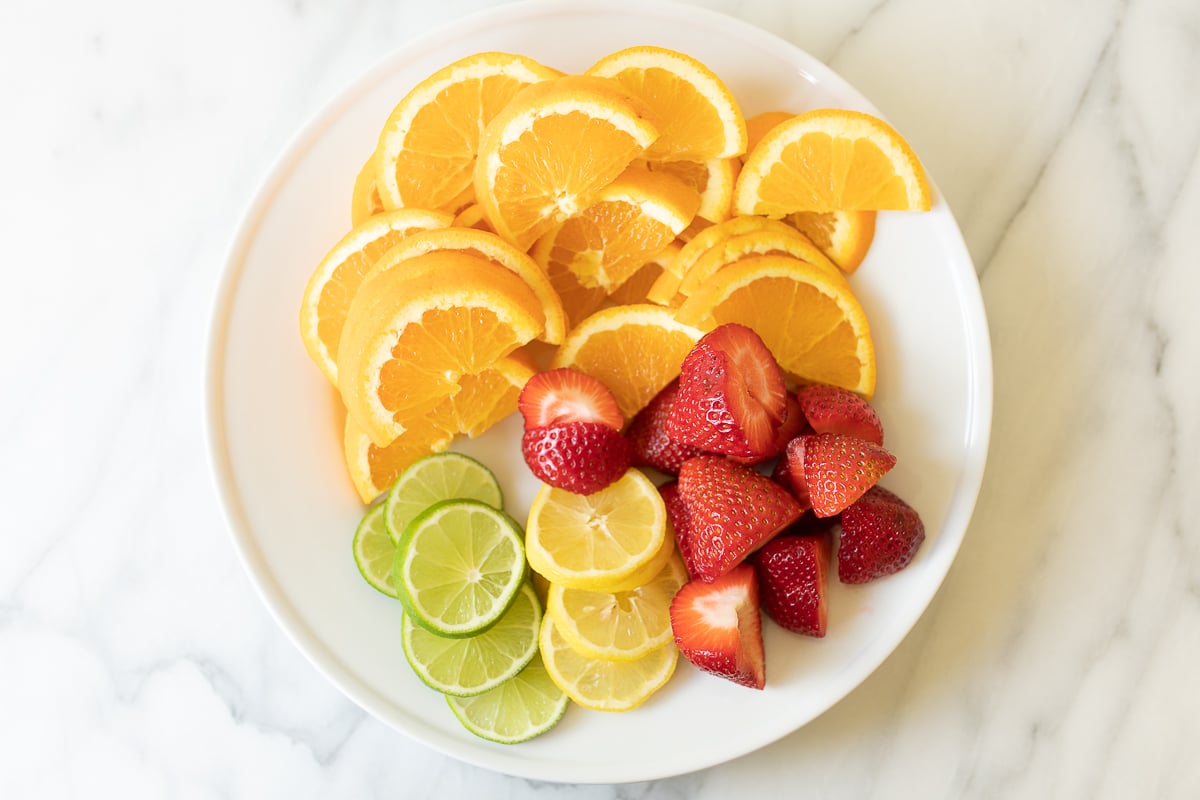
[4,0,1199,796]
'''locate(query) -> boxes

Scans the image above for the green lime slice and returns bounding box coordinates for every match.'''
[385,452,503,545]
[403,582,541,697]
[351,503,397,597]
[394,499,526,637]
[446,654,570,744]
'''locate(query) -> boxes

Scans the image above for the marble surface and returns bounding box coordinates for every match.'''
[3,0,1199,796]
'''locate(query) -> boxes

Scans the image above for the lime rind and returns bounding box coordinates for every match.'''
[445,655,569,744]
[351,503,398,598]
[403,583,541,697]
[385,452,504,545]
[395,499,527,637]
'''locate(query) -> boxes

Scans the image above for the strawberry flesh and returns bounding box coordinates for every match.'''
[776,436,813,512]
[754,531,831,637]
[518,368,624,431]
[677,454,802,581]
[796,383,884,445]
[793,432,895,517]
[666,324,788,462]
[521,421,633,494]
[838,485,925,583]
[660,481,698,578]
[627,379,703,475]
[670,563,765,689]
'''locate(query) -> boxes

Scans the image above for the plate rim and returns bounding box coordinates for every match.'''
[204,0,993,783]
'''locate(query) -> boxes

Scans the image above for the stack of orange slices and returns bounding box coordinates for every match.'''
[299,45,934,502]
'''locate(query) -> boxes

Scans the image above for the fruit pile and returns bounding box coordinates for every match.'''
[300,43,936,742]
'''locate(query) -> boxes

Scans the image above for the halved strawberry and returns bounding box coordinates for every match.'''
[659,481,698,578]
[796,383,884,445]
[670,564,765,689]
[627,379,703,475]
[776,436,812,512]
[666,324,788,463]
[838,485,925,583]
[677,454,802,581]
[790,433,895,517]
[754,531,831,637]
[518,368,624,431]
[521,421,633,494]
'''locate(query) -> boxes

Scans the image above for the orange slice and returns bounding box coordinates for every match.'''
[342,357,534,502]
[744,110,794,154]
[337,251,546,445]
[607,242,681,306]
[551,304,704,420]
[530,166,698,292]
[643,158,738,223]
[676,223,841,299]
[675,254,875,396]
[367,226,567,344]
[351,151,386,226]
[474,75,659,250]
[786,210,877,273]
[375,52,560,213]
[734,108,933,215]
[586,46,746,161]
[299,209,454,385]
[451,203,493,232]
[645,215,779,305]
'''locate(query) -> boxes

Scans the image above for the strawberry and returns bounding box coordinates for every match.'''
[774,436,812,512]
[730,392,807,465]
[521,421,633,494]
[677,454,802,580]
[627,379,703,475]
[790,433,895,517]
[754,531,831,637]
[666,323,788,463]
[796,383,884,445]
[838,485,925,583]
[670,564,766,689]
[659,481,698,578]
[518,368,624,431]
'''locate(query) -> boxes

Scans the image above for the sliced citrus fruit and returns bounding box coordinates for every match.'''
[445,655,569,744]
[586,45,746,161]
[337,253,546,445]
[376,52,560,213]
[548,550,687,662]
[525,468,666,591]
[539,613,677,712]
[551,304,704,420]
[451,203,493,232]
[368,226,567,344]
[299,208,454,385]
[734,107,933,215]
[351,502,398,597]
[474,75,659,250]
[606,241,681,306]
[394,499,527,637]
[675,254,876,396]
[786,209,877,273]
[351,151,386,226]
[402,582,540,696]
[644,157,738,223]
[343,414,452,505]
[676,222,841,299]
[744,110,795,154]
[384,451,503,545]
[530,166,698,292]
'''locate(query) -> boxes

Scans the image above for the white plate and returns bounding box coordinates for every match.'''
[206,0,992,784]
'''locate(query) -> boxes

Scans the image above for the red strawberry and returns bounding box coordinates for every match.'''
[796,383,884,445]
[659,481,699,578]
[670,564,765,689]
[666,324,788,463]
[521,421,632,494]
[774,436,812,512]
[838,485,925,583]
[731,392,807,465]
[677,455,802,581]
[627,380,703,475]
[518,368,624,431]
[791,433,895,517]
[754,532,831,637]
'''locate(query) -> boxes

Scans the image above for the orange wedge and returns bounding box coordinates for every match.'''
[744,110,794,154]
[608,242,681,306]
[299,208,454,385]
[675,254,875,396]
[375,52,560,213]
[451,203,493,232]
[734,108,932,215]
[645,215,780,305]
[530,166,698,292]
[474,75,659,250]
[786,210,877,273]
[586,46,746,161]
[551,304,704,420]
[643,158,738,223]
[676,222,841,300]
[337,251,546,445]
[351,152,386,226]
[367,226,567,344]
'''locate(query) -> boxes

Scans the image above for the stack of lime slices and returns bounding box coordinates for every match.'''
[351,452,568,744]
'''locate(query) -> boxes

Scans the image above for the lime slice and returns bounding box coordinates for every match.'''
[446,655,569,744]
[385,452,503,545]
[403,582,541,696]
[394,499,527,637]
[351,503,397,597]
